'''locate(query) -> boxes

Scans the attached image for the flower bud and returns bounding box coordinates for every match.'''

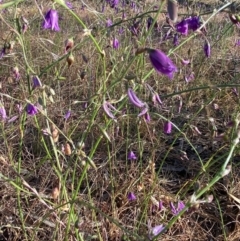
[67,52,74,67]
[64,38,74,53]
[167,0,178,23]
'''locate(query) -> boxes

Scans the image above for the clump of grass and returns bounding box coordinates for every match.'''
[1,0,240,240]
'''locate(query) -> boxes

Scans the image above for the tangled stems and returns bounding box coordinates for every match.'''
[54,0,104,57]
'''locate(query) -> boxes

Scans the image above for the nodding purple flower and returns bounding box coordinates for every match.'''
[232,87,239,96]
[175,19,188,35]
[128,89,150,120]
[147,17,154,30]
[147,48,178,79]
[103,101,117,120]
[176,16,201,35]
[235,39,240,46]
[127,89,145,108]
[204,41,210,57]
[42,9,60,32]
[0,47,6,59]
[185,72,194,82]
[0,102,7,120]
[173,33,179,46]
[119,27,124,35]
[181,58,190,65]
[32,76,42,89]
[64,110,71,120]
[66,1,73,9]
[112,38,119,49]
[164,121,172,134]
[26,103,38,116]
[149,224,165,239]
[152,93,163,106]
[127,192,136,201]
[128,151,137,160]
[170,201,185,215]
[109,0,119,8]
[144,112,151,122]
[106,19,112,27]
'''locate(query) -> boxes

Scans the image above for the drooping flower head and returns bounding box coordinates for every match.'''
[64,110,71,120]
[128,151,137,160]
[66,1,73,9]
[147,48,178,79]
[0,102,7,120]
[106,19,112,27]
[103,101,117,120]
[170,200,185,215]
[164,121,172,134]
[148,224,165,240]
[108,0,119,8]
[32,76,42,89]
[176,16,201,35]
[42,9,60,31]
[112,38,119,49]
[127,192,136,201]
[204,40,210,58]
[26,103,38,116]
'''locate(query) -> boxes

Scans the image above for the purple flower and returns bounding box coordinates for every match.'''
[32,76,42,89]
[204,41,210,57]
[112,38,119,49]
[173,33,179,46]
[127,192,136,201]
[164,121,172,134]
[147,49,178,79]
[26,103,38,116]
[128,89,150,120]
[144,112,151,122]
[0,102,7,120]
[232,87,239,96]
[152,93,162,106]
[128,151,137,160]
[175,19,188,35]
[185,72,194,82]
[176,16,201,35]
[64,110,71,120]
[109,0,119,8]
[147,17,153,30]
[103,101,117,120]
[106,19,112,27]
[42,9,60,31]
[66,1,73,9]
[170,201,185,215]
[0,47,6,59]
[127,89,145,108]
[235,39,240,46]
[149,224,165,239]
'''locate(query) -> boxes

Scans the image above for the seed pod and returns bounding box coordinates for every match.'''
[52,187,59,200]
[51,124,59,143]
[67,52,74,67]
[64,143,72,156]
[64,38,74,53]
[167,0,178,23]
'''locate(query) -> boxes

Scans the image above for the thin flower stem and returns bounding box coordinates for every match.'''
[57,2,104,57]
